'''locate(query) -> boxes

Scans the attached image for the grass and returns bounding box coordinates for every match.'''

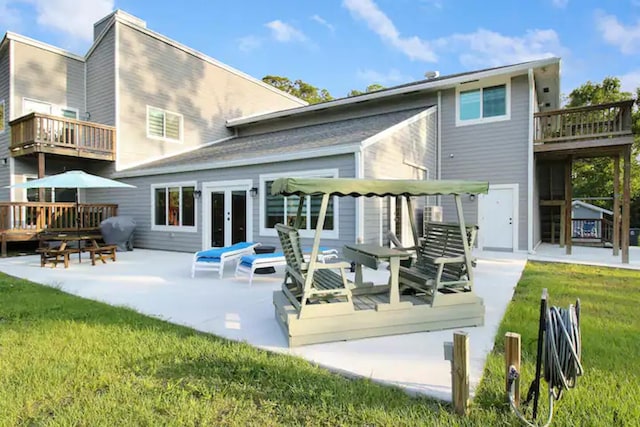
[1,262,639,426]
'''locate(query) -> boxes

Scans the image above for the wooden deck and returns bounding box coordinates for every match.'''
[534,100,634,158]
[0,202,118,255]
[9,113,116,161]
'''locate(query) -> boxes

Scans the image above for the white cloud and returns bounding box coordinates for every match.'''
[595,10,640,55]
[343,0,437,62]
[434,28,564,68]
[25,0,113,41]
[619,70,640,94]
[311,14,335,33]
[551,0,568,8]
[421,0,443,9]
[356,68,411,84]
[265,20,307,42]
[237,35,262,52]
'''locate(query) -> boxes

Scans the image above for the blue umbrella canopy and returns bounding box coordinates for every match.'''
[7,170,136,189]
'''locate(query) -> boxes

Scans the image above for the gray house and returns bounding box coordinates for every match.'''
[3,9,632,259]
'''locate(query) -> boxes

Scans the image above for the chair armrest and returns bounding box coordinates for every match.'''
[314,261,351,270]
[432,255,466,264]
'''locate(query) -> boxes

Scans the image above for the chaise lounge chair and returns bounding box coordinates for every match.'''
[235,247,339,286]
[191,242,260,278]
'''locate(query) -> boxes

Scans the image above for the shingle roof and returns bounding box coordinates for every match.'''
[130,107,429,172]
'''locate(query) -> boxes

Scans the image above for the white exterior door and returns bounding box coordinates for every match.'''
[389,197,415,248]
[479,185,517,251]
[201,180,252,249]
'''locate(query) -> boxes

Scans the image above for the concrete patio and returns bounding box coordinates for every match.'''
[531,243,640,270]
[0,249,527,401]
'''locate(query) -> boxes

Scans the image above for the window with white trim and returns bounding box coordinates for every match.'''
[260,170,339,239]
[456,79,510,126]
[147,106,182,142]
[0,100,4,133]
[151,183,196,231]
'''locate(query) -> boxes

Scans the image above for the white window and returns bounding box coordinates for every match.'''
[0,100,5,133]
[23,98,52,115]
[259,169,339,239]
[151,182,196,232]
[455,78,510,126]
[147,106,183,142]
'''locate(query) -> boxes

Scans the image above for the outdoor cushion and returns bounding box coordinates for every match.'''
[196,242,256,260]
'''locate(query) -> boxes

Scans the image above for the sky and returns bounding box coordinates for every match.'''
[1,0,640,99]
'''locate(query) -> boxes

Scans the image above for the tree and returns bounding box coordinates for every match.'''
[348,83,386,97]
[565,77,640,225]
[262,75,333,104]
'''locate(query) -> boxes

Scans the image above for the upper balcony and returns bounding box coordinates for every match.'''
[534,100,635,157]
[9,113,116,161]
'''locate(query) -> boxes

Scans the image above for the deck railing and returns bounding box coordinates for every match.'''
[0,202,118,233]
[9,113,116,159]
[534,100,635,144]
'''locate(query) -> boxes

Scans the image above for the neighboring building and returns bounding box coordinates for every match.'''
[0,10,635,260]
[572,200,613,241]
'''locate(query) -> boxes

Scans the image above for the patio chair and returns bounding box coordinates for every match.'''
[235,247,340,286]
[191,242,260,278]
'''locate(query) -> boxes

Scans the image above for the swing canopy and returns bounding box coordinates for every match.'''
[271,178,489,198]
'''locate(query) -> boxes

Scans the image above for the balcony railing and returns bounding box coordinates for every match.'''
[534,100,635,144]
[0,202,118,233]
[9,113,116,161]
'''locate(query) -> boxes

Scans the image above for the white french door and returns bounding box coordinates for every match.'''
[201,180,252,248]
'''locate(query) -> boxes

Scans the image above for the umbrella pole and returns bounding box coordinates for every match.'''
[76,188,81,263]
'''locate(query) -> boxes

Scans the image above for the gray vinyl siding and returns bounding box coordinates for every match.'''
[86,25,115,126]
[87,154,356,253]
[238,92,438,137]
[0,44,9,200]
[361,107,438,245]
[441,74,530,250]
[93,17,112,41]
[12,41,84,117]
[116,23,303,169]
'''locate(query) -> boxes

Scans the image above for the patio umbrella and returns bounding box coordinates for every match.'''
[7,170,136,260]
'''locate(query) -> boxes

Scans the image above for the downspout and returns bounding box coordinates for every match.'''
[437,91,442,206]
[9,39,15,202]
[527,68,535,253]
[355,148,364,243]
[114,20,121,171]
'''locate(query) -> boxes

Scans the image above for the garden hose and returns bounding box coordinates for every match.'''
[507,300,583,427]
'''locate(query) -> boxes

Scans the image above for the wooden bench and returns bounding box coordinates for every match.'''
[36,247,80,268]
[85,244,118,266]
[399,222,478,305]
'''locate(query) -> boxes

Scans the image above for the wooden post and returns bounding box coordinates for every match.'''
[38,152,45,202]
[1,233,6,258]
[559,205,565,247]
[452,331,470,416]
[505,332,521,407]
[622,146,631,264]
[564,156,572,255]
[613,155,621,256]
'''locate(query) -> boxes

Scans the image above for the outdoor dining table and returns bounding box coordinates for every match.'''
[40,233,104,263]
[342,243,411,308]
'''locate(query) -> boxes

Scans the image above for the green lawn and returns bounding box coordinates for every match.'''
[0,262,639,426]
